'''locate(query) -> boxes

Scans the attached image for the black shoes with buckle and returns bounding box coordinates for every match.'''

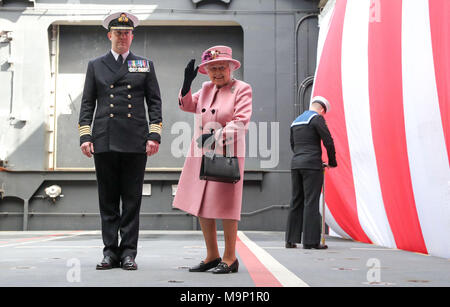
[189,257,222,272]
[211,259,239,274]
[189,258,239,274]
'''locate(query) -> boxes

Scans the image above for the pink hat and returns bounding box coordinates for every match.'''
[198,45,241,75]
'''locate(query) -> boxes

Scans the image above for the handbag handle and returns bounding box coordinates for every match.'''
[207,128,225,158]
[206,128,233,158]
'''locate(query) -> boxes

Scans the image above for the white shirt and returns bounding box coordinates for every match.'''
[111,49,129,63]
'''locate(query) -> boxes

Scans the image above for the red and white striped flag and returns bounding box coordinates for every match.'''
[313,0,449,258]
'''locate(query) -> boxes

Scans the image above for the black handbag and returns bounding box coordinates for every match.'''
[199,149,241,183]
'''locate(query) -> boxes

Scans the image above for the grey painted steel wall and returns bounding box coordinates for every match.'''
[57,25,244,169]
[0,0,320,231]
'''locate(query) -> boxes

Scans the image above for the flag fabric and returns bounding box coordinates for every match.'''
[313,0,450,258]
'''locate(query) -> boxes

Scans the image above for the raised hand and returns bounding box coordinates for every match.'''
[181,59,199,97]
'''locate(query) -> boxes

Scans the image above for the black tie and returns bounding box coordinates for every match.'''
[117,54,123,67]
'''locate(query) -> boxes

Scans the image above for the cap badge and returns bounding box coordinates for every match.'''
[118,13,129,23]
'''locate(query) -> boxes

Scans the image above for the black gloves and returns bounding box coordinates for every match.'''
[181,59,199,97]
[196,133,215,148]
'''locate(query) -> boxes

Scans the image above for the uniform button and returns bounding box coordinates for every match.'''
[110,114,114,118]
[127,113,131,118]
[110,85,114,89]
[211,109,215,114]
[128,104,132,108]
[127,85,131,89]
[110,94,114,98]
[128,94,132,99]
[110,104,114,108]
[201,108,206,113]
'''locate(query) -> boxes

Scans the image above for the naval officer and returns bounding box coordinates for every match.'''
[78,12,162,270]
[285,97,336,250]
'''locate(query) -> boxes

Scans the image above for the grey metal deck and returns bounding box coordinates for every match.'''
[0,230,448,288]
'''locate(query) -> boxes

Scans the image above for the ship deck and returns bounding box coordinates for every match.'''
[0,230,448,288]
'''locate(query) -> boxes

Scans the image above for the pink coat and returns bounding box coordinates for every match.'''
[172,79,253,220]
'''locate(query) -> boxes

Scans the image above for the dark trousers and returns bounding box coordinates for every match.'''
[285,168,323,245]
[94,152,147,261]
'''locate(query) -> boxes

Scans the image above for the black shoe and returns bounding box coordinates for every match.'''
[285,242,297,248]
[211,259,239,274]
[96,256,120,270]
[121,256,138,270]
[189,258,222,272]
[303,244,328,250]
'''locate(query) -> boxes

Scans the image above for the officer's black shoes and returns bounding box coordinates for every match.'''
[189,257,222,272]
[285,242,297,248]
[211,259,239,274]
[95,255,137,270]
[121,256,138,270]
[96,256,120,270]
[303,244,328,250]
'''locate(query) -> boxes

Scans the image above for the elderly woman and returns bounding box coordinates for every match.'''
[173,46,252,274]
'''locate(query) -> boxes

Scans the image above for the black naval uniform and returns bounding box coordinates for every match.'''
[78,51,162,261]
[285,110,337,246]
